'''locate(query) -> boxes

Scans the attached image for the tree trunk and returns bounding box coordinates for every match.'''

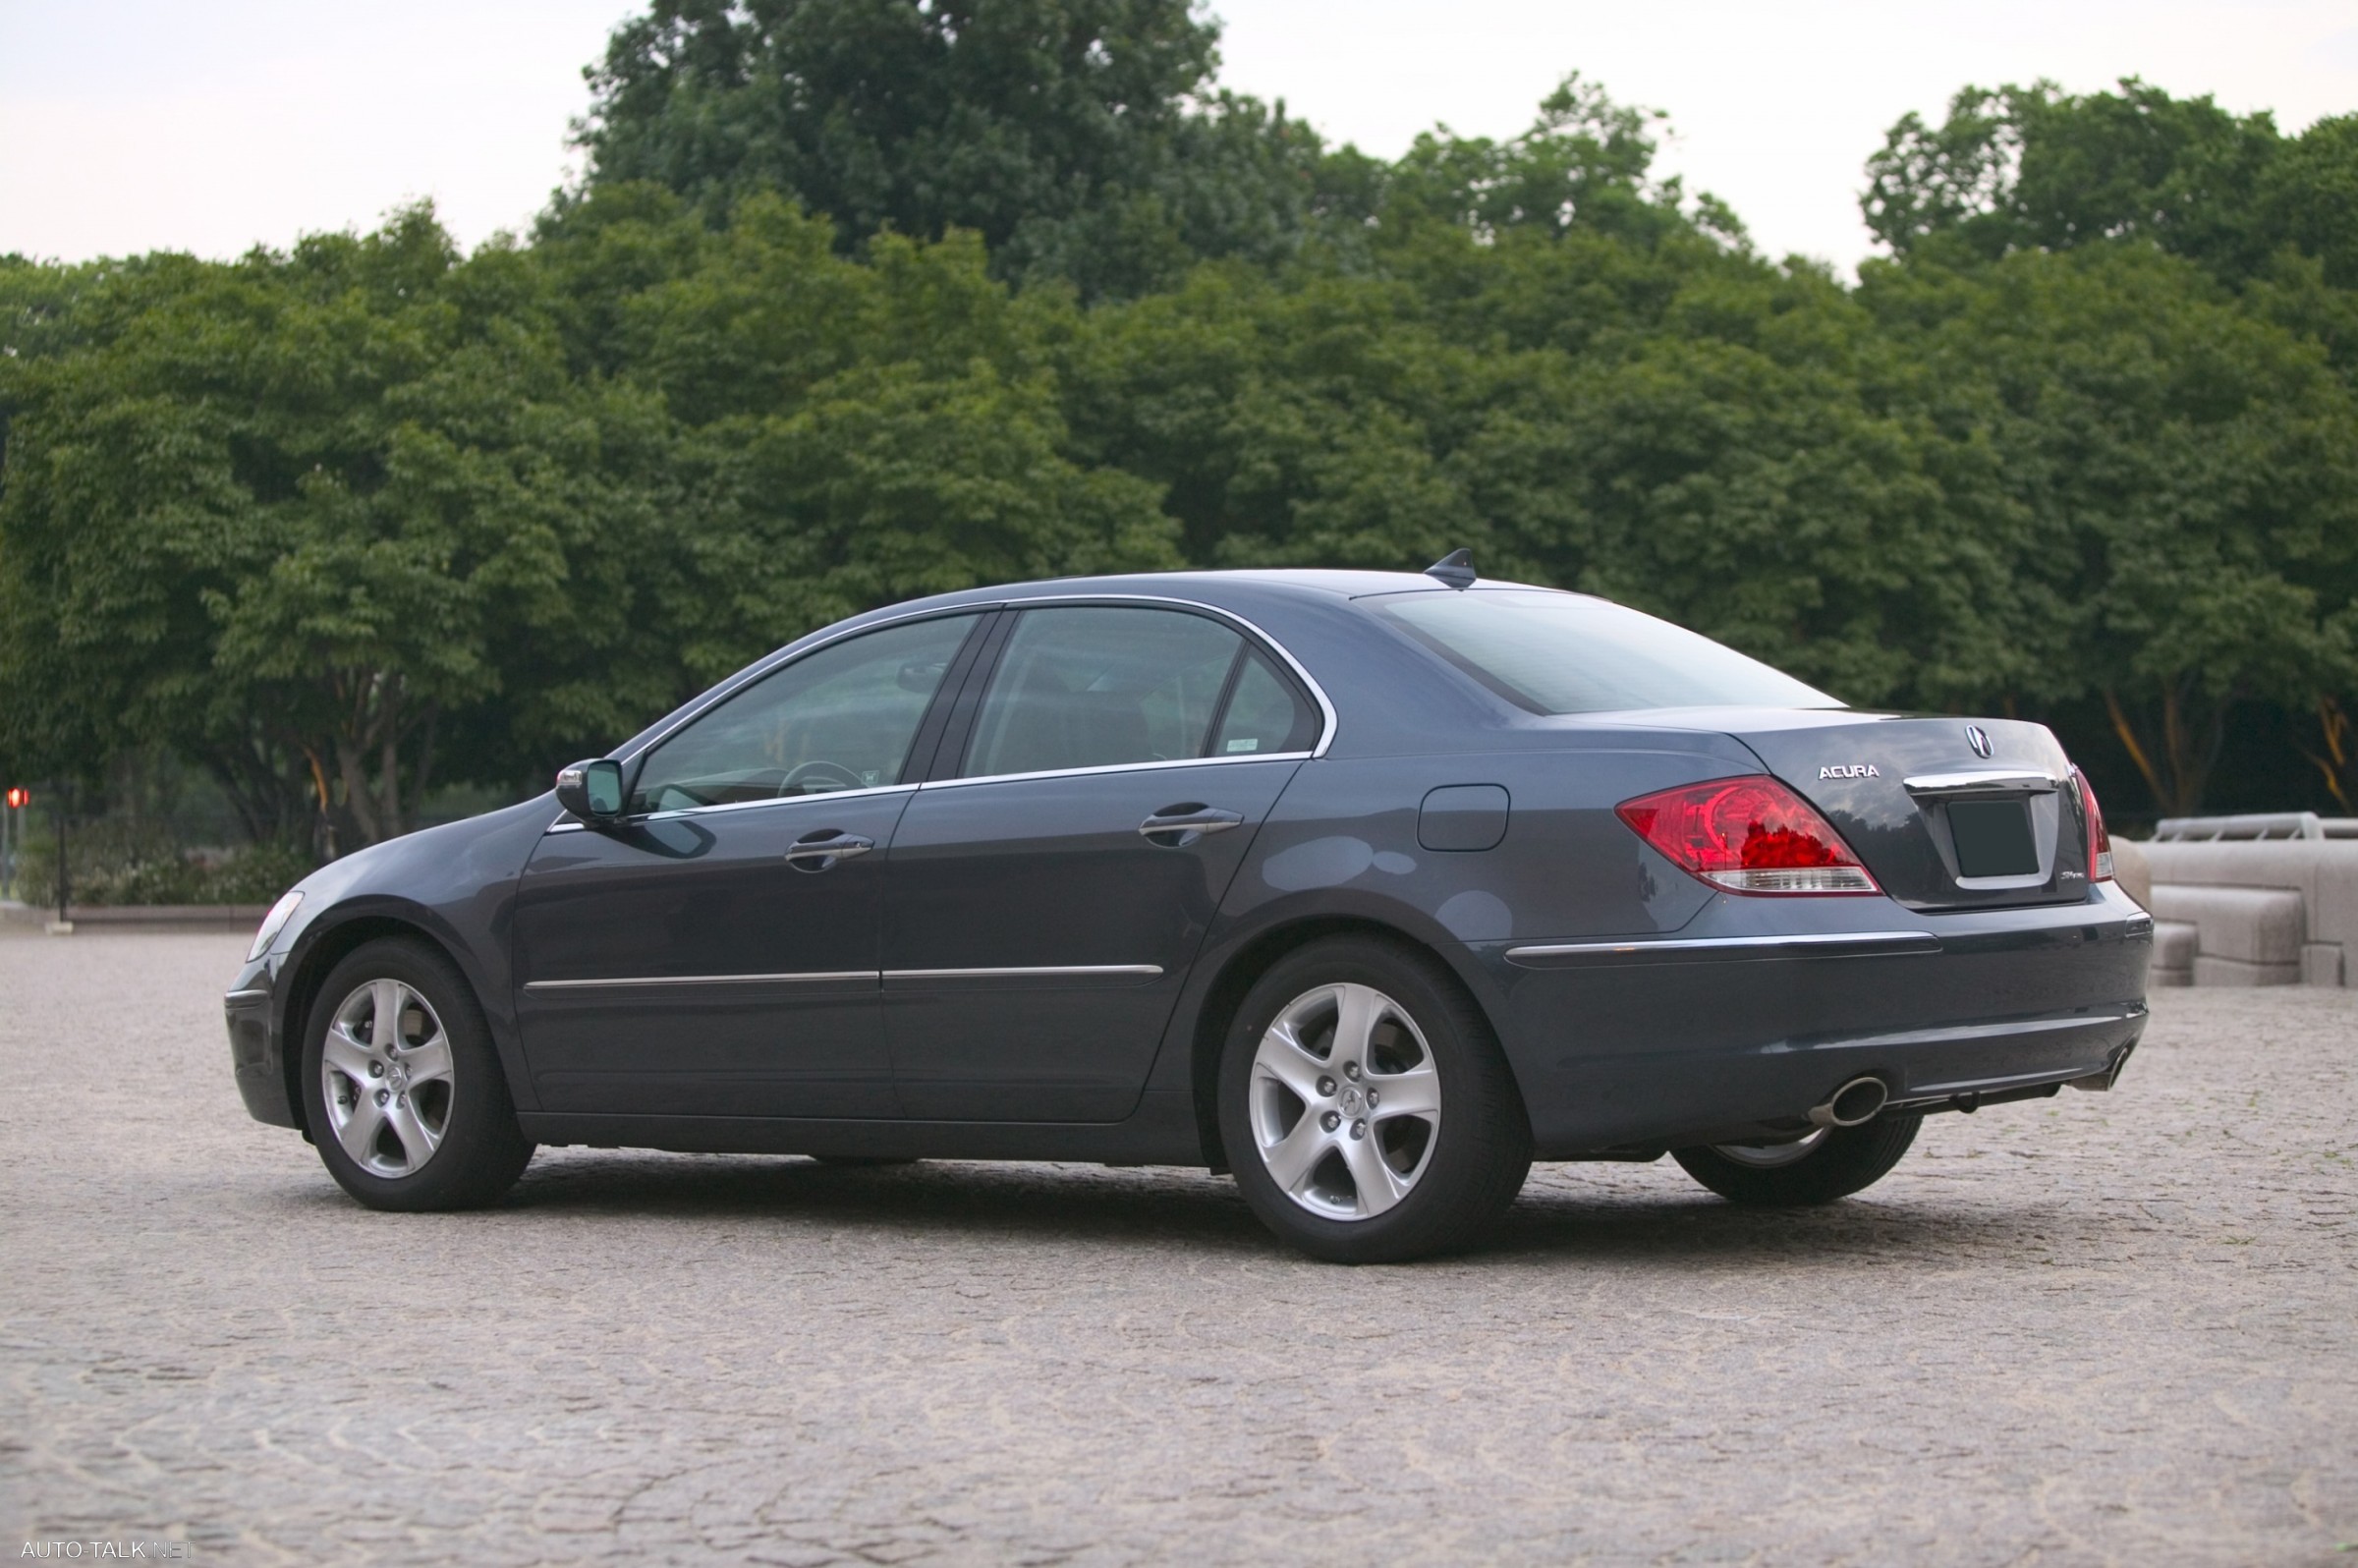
[202,731,310,845]
[335,738,383,846]
[2306,696,2356,814]
[2104,682,2230,818]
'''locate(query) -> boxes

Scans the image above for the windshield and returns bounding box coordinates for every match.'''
[1375,589,1842,715]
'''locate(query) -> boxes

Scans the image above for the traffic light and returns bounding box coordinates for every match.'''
[3,788,27,810]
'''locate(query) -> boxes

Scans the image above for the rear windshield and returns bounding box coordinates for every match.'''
[1375,589,1841,715]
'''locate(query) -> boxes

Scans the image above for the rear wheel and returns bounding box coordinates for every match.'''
[1218,936,1531,1263]
[1672,1114,1922,1206]
[303,938,534,1210]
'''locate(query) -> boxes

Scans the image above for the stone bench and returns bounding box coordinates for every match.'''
[2137,838,2357,987]
[2146,884,2306,985]
[2150,920,2196,987]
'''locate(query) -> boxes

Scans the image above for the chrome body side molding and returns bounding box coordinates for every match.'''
[524,964,1165,992]
[523,971,877,992]
[881,965,1164,981]
[1503,931,1942,969]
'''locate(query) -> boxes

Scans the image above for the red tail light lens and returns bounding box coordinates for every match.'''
[1616,776,1880,895]
[2076,769,2113,882]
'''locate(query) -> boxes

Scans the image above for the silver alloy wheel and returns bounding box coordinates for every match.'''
[320,979,456,1178]
[1709,1128,1831,1168]
[1249,981,1441,1219]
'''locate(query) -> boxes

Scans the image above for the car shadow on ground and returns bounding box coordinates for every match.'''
[367,1149,2065,1267]
[1488,1183,2046,1268]
[495,1151,1273,1252]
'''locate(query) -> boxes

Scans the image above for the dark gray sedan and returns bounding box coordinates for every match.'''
[223,563,2151,1261]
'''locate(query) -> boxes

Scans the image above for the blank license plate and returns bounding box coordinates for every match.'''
[1949,800,2039,877]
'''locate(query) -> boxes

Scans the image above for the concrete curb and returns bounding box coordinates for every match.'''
[0,900,267,932]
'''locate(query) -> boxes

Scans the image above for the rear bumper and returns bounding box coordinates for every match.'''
[1479,884,2152,1157]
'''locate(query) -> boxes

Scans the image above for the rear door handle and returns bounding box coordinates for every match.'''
[1139,806,1244,848]
[784,830,874,870]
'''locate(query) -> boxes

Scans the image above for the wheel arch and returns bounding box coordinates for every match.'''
[279,914,476,1138]
[1186,913,1518,1169]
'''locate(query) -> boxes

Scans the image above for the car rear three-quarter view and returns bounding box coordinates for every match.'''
[223,563,2153,1262]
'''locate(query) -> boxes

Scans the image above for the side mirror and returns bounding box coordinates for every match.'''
[554,757,625,824]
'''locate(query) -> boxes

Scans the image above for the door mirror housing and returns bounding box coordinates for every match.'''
[555,758,625,824]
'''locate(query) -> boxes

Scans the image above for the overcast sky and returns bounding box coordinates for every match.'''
[3,0,2353,273]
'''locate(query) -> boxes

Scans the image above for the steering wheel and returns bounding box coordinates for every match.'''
[780,759,865,796]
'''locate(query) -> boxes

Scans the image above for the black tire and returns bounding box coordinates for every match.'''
[1217,935,1532,1263]
[1671,1114,1923,1206]
[302,937,535,1211]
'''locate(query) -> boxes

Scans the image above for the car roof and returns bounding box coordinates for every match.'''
[870,568,1566,616]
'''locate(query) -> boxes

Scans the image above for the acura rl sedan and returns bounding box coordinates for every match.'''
[223,559,2151,1262]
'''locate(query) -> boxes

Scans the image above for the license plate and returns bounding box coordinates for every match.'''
[1949,800,2039,877]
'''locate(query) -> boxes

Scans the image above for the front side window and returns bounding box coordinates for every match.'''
[961,606,1267,778]
[630,614,978,813]
[1375,589,1841,715]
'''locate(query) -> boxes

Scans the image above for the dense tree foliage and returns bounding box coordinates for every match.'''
[1864,79,2358,288]
[5,9,2355,863]
[572,0,1337,298]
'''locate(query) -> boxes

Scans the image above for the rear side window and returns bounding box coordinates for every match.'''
[1210,650,1319,756]
[1376,589,1840,715]
[959,606,1317,778]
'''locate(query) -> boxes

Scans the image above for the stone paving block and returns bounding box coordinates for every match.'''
[3,930,2354,1565]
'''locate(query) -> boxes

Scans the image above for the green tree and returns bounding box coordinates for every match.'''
[0,212,665,845]
[1863,79,2285,282]
[1864,244,2358,813]
[2261,113,2358,289]
[571,0,1332,296]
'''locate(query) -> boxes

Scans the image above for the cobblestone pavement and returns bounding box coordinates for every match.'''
[2,931,2353,1566]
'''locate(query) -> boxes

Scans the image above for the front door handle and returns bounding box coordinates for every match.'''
[1139,805,1244,848]
[784,830,874,870]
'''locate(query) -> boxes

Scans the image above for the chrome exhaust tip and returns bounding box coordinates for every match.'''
[1810,1075,1890,1129]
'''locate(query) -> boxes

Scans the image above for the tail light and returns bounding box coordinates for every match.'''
[2076,769,2113,882]
[1616,776,1879,895]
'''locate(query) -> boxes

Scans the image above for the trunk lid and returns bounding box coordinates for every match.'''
[1661,709,2093,911]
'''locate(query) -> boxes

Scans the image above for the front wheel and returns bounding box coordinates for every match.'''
[302,938,535,1210]
[1671,1114,1922,1206]
[1217,936,1531,1263]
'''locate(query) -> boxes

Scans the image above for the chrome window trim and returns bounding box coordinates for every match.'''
[637,780,916,825]
[614,594,1335,770]
[622,593,1329,768]
[523,970,876,992]
[546,781,919,834]
[881,965,1164,981]
[982,594,1337,761]
[546,593,1338,833]
[1504,930,1940,967]
[615,603,1002,769]
[917,751,1312,794]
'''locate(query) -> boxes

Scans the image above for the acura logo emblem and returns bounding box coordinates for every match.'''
[1965,724,1993,758]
